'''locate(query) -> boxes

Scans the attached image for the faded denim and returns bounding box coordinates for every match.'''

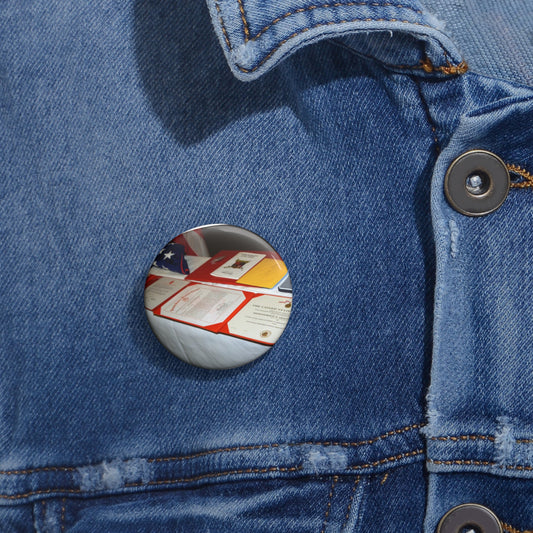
[0,0,532,531]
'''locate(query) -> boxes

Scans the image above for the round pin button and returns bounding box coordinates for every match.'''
[144,225,292,369]
[436,503,502,533]
[444,150,510,216]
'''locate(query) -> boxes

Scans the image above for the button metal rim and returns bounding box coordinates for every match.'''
[436,503,503,533]
[444,149,510,217]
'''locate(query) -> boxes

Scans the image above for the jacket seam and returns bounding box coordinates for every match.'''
[0,423,423,476]
[214,1,467,74]
[218,1,425,50]
[428,458,533,471]
[234,18,466,74]
[0,450,425,500]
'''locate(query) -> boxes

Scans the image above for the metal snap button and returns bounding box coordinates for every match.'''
[436,503,502,533]
[444,149,510,216]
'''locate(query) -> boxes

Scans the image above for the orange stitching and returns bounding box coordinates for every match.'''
[346,449,424,470]
[321,475,339,533]
[215,1,232,50]
[0,424,423,476]
[237,0,250,40]
[506,464,533,472]
[0,465,77,476]
[148,423,423,463]
[429,435,495,442]
[507,163,533,188]
[236,18,466,74]
[251,2,424,41]
[428,458,496,466]
[334,42,467,75]
[428,458,533,471]
[420,56,468,75]
[341,476,361,530]
[60,497,66,532]
[0,488,82,501]
[380,472,389,484]
[0,447,422,501]
[125,465,304,488]
[501,521,533,533]
[430,434,533,444]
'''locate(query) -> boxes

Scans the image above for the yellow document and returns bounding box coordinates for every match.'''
[236,258,288,289]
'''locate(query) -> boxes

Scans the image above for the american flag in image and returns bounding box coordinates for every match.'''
[152,242,190,274]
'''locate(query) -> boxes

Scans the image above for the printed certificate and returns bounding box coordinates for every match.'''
[210,252,266,280]
[144,278,189,310]
[159,284,246,328]
[227,295,292,344]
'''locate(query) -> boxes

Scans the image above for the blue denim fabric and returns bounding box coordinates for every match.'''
[0,0,532,531]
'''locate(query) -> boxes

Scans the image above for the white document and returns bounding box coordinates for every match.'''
[210,252,266,280]
[144,278,189,310]
[227,295,292,344]
[159,284,245,327]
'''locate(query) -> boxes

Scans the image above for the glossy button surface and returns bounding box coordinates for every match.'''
[144,224,292,370]
[444,149,510,216]
[436,503,502,533]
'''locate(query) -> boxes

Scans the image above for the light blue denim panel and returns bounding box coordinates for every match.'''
[418,72,533,529]
[206,0,465,80]
[422,0,533,87]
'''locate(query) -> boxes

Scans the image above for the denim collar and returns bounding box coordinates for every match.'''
[206,0,466,81]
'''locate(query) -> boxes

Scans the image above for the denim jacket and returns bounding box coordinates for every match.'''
[1,0,532,531]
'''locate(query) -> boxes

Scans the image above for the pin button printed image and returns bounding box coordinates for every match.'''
[144,225,292,369]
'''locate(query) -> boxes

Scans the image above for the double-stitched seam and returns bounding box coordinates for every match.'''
[247,2,424,43]
[341,476,361,530]
[0,488,83,501]
[429,435,495,442]
[125,464,305,488]
[507,163,533,188]
[214,1,467,74]
[147,422,424,464]
[346,449,424,470]
[235,19,466,74]
[0,466,305,500]
[0,448,422,500]
[0,423,422,483]
[501,521,533,533]
[428,458,533,471]
[321,475,339,533]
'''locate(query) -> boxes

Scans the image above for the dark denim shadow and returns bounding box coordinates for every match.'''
[132,0,287,146]
[132,0,365,145]
[412,79,438,404]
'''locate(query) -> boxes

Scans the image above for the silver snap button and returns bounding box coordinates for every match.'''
[436,503,502,533]
[444,150,510,216]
